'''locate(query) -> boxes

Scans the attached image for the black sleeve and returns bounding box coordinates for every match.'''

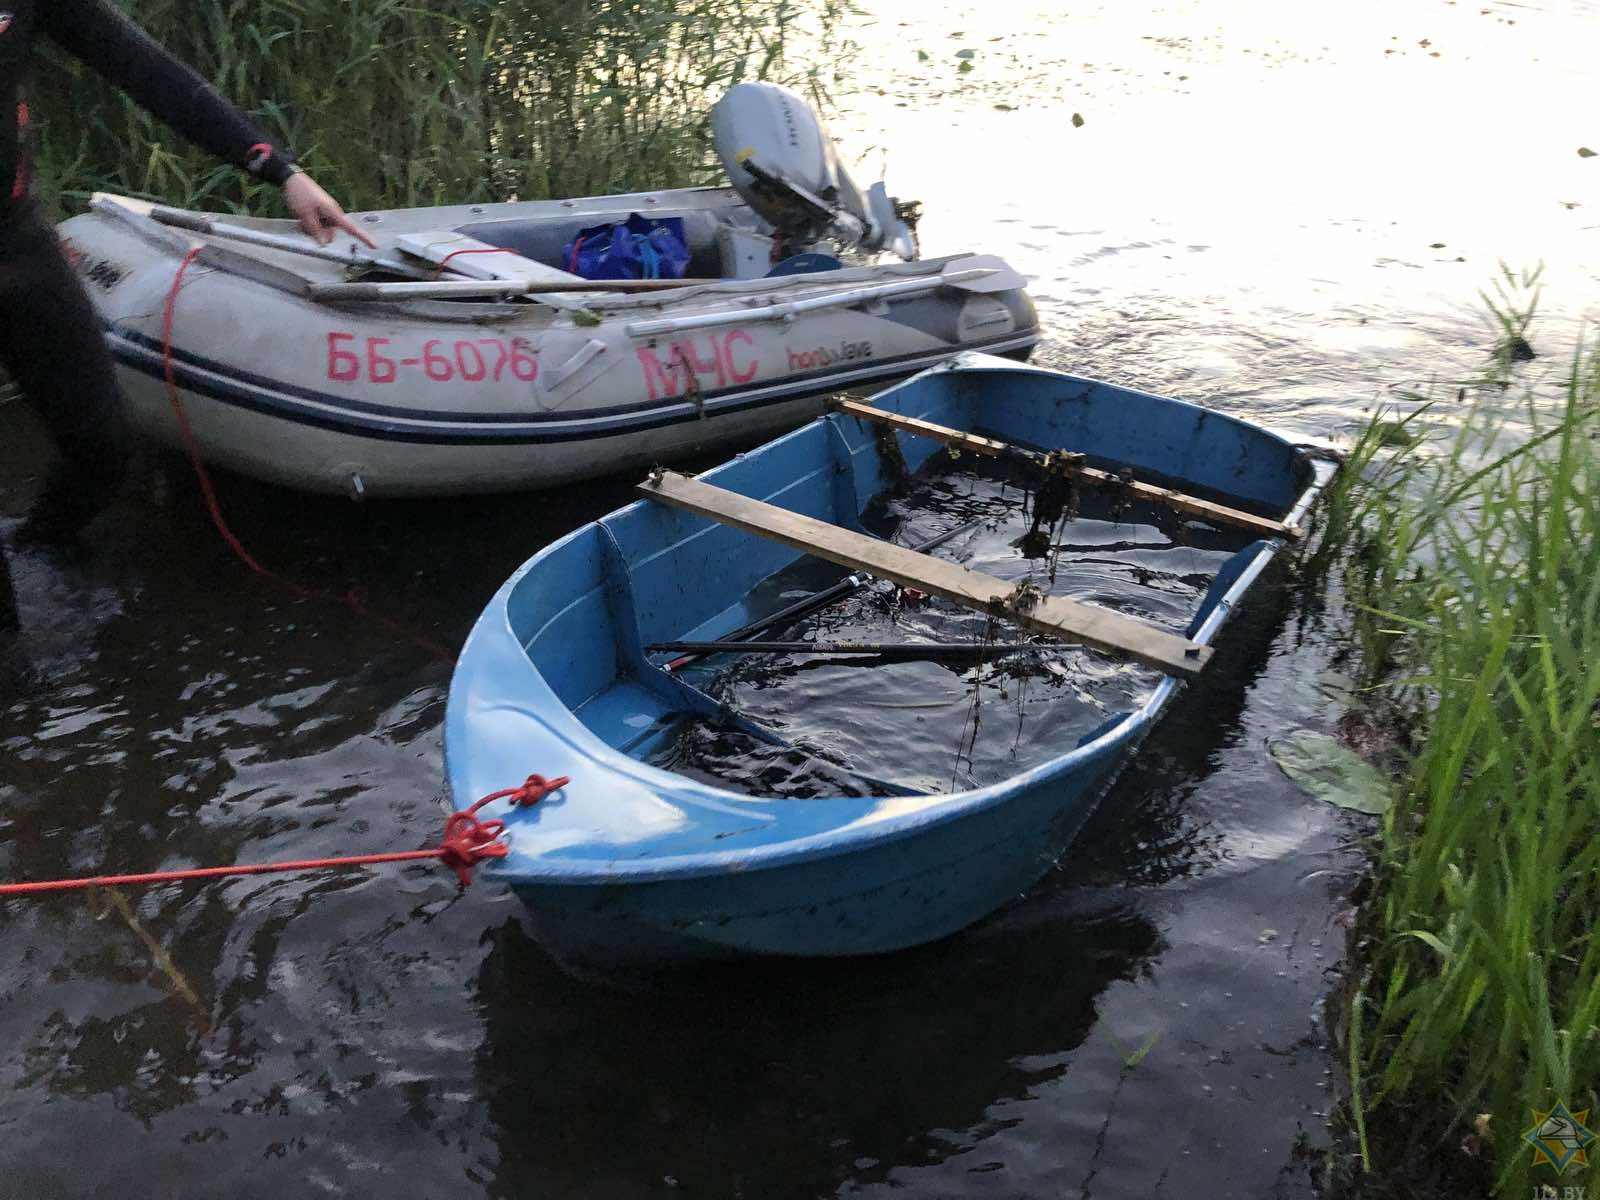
[38,0,299,185]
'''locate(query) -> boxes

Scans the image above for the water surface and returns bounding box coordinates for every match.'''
[3,1,1597,1195]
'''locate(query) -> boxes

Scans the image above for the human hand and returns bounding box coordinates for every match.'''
[283,172,376,248]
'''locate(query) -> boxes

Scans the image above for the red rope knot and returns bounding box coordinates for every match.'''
[510,773,570,806]
[469,773,570,815]
[436,810,509,888]
[442,774,570,887]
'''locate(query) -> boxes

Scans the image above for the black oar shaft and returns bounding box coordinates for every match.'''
[715,575,866,648]
[660,518,980,673]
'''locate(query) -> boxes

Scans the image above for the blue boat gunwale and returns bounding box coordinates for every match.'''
[445,354,1339,884]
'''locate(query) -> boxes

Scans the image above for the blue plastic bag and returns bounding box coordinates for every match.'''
[564,213,690,281]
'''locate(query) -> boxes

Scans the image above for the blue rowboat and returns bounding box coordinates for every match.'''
[445,353,1338,971]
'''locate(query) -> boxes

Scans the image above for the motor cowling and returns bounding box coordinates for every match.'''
[710,82,917,260]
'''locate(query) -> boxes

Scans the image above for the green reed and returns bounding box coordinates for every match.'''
[1327,282,1600,1193]
[30,0,857,215]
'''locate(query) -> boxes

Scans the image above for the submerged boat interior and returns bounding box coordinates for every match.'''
[501,359,1326,801]
[651,460,1256,797]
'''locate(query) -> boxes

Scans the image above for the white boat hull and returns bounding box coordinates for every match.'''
[57,190,1039,497]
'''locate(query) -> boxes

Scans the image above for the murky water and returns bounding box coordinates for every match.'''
[3,2,1596,1196]
[653,464,1251,797]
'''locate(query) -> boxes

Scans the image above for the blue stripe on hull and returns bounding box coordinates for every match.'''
[105,326,1039,447]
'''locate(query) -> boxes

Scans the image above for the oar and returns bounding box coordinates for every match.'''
[96,196,441,280]
[623,256,1025,338]
[305,253,1027,307]
[648,640,1065,659]
[307,276,726,301]
[659,518,981,674]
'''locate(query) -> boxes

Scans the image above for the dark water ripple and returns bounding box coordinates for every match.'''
[0,412,1353,1200]
[5,0,1597,1195]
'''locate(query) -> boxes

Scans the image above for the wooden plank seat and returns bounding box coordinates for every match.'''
[638,469,1213,679]
[831,399,1301,541]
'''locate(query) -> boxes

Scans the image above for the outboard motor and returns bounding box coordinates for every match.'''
[710,82,918,263]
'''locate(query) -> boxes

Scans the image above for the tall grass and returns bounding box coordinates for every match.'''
[31,0,857,215]
[1327,281,1600,1193]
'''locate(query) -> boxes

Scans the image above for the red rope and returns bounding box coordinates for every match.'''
[0,774,570,896]
[159,247,454,663]
[0,266,579,902]
[437,246,511,274]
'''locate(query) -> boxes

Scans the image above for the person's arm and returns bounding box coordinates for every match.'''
[40,0,373,245]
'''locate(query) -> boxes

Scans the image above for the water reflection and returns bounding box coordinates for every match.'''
[4,0,1596,1193]
[470,555,1309,1197]
[476,901,1162,1198]
[1064,552,1302,891]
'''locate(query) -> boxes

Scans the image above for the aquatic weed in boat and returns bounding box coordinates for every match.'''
[665,459,1242,796]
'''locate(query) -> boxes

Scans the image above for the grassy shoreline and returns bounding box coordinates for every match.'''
[1321,288,1599,1195]
[33,0,854,215]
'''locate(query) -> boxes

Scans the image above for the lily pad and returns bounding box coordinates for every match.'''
[1270,729,1393,815]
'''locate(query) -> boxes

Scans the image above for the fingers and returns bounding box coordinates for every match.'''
[333,210,378,249]
[286,173,378,248]
[298,211,334,245]
[295,202,375,249]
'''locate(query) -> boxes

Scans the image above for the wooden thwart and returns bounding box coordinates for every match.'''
[639,470,1212,678]
[832,399,1300,541]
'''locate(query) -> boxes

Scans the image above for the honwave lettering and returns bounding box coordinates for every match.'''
[787,340,873,373]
